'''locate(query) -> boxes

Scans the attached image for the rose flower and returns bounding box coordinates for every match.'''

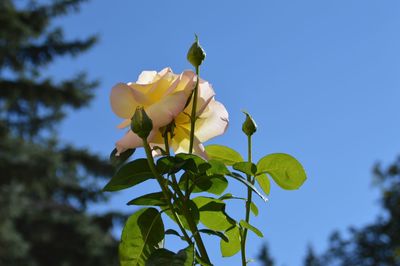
[110,67,228,158]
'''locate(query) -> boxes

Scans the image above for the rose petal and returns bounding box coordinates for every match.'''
[194,99,229,143]
[171,127,208,158]
[115,129,158,155]
[146,89,192,128]
[110,83,148,119]
[117,119,131,129]
[137,70,157,84]
[184,79,215,116]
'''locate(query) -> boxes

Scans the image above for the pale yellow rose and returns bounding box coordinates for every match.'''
[110,67,229,157]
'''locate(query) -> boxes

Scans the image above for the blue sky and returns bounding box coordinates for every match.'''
[48,0,400,265]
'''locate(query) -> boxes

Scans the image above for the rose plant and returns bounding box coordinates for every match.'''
[104,36,307,266]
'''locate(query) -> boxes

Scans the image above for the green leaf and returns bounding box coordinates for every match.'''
[233,162,257,176]
[110,148,135,167]
[157,154,211,175]
[119,208,164,266]
[163,200,199,231]
[240,220,263,237]
[206,159,230,175]
[195,254,213,266]
[145,245,194,266]
[255,173,271,195]
[220,226,241,257]
[257,153,307,190]
[127,192,169,206]
[218,193,246,201]
[165,229,181,237]
[193,196,235,231]
[179,173,228,195]
[250,202,259,216]
[176,153,211,173]
[205,145,243,166]
[156,156,186,175]
[227,172,268,202]
[104,159,154,192]
[198,229,229,242]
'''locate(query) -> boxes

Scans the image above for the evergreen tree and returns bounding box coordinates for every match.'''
[309,157,400,266]
[258,243,275,266]
[0,1,120,265]
[303,245,322,266]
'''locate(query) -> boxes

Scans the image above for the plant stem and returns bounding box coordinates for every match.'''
[143,138,211,264]
[142,138,191,245]
[241,135,253,266]
[188,66,200,154]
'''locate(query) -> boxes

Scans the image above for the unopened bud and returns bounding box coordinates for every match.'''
[131,107,153,139]
[242,111,257,136]
[187,34,206,68]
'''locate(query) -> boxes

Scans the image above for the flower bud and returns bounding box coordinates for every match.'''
[131,107,153,139]
[187,34,206,68]
[242,111,257,136]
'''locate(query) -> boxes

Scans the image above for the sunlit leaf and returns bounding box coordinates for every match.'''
[193,196,235,231]
[233,162,257,176]
[103,159,154,192]
[250,202,259,216]
[220,226,241,257]
[205,145,243,166]
[240,220,263,238]
[206,159,230,175]
[227,172,268,202]
[257,153,306,190]
[119,208,164,266]
[255,173,271,195]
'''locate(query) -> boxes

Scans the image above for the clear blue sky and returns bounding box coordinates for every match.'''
[48,1,400,265]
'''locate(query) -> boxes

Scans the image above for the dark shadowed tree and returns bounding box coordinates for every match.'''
[258,243,275,266]
[308,157,400,266]
[0,1,121,265]
[303,245,322,266]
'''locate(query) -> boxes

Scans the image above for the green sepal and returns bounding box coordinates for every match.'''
[241,111,257,137]
[257,153,306,190]
[103,158,154,192]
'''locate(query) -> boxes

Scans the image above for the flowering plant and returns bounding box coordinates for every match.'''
[104,36,306,266]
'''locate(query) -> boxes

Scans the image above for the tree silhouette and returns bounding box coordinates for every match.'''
[310,157,400,266]
[0,1,120,265]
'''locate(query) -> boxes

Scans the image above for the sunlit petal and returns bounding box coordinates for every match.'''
[146,90,192,128]
[110,83,148,118]
[195,99,229,142]
[137,70,157,84]
[184,79,215,115]
[171,127,207,158]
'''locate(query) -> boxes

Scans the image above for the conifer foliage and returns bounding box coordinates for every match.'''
[0,1,119,265]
